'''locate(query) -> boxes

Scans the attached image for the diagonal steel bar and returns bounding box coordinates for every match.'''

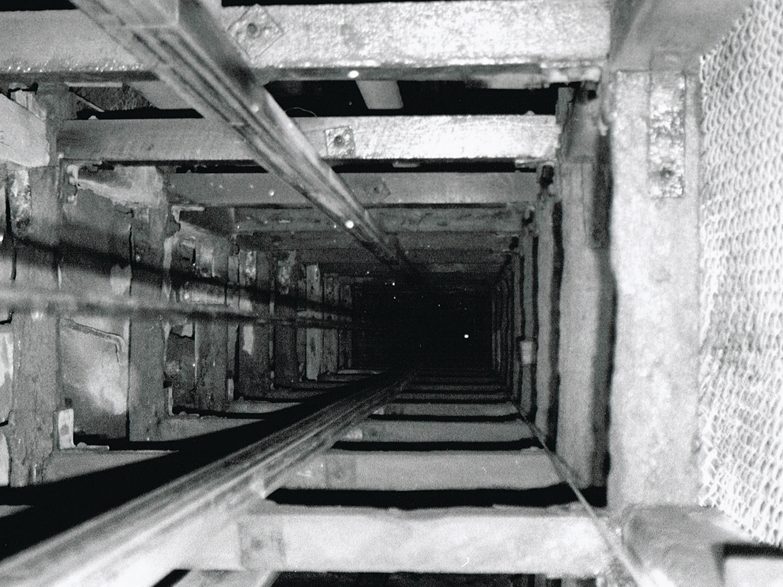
[0,370,413,586]
[71,0,415,274]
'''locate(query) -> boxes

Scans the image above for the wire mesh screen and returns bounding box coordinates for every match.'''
[700,0,783,545]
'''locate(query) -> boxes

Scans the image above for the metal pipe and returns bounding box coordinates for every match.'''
[0,369,413,586]
[71,0,415,275]
[0,284,360,330]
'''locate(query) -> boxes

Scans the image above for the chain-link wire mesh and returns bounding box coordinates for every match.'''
[700,0,783,546]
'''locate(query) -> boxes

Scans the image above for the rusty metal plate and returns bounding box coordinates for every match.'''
[648,71,686,199]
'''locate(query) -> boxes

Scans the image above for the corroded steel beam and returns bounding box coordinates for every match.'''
[0,1,609,83]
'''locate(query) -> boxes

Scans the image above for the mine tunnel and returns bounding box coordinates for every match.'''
[0,0,782,586]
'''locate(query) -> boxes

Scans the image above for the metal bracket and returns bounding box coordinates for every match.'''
[224,7,284,61]
[648,71,686,199]
[324,127,356,158]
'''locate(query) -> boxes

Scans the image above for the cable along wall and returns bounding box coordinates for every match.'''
[699,0,783,546]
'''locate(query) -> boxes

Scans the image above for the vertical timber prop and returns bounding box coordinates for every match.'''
[607,70,699,507]
[6,167,61,485]
[128,170,170,441]
[273,252,299,387]
[304,264,324,381]
[534,172,562,447]
[237,250,272,398]
[554,87,614,488]
[322,274,339,375]
[520,232,537,415]
[337,278,353,370]
[511,254,523,407]
[191,240,230,411]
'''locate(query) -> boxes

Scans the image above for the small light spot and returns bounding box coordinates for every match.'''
[347,69,360,79]
[391,281,396,287]
[463,334,470,339]
[268,189,275,197]
[344,219,355,229]
[251,103,260,113]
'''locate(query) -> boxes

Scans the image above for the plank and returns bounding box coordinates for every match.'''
[374,402,517,418]
[0,94,48,167]
[168,172,539,207]
[285,449,558,490]
[232,504,609,576]
[62,118,557,164]
[41,447,556,491]
[238,207,524,234]
[238,231,520,252]
[293,248,509,266]
[150,416,531,443]
[262,390,509,402]
[229,400,517,418]
[316,263,505,277]
[344,418,532,443]
[0,2,608,82]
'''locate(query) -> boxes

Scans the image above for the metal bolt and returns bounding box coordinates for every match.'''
[333,134,345,147]
[246,22,260,38]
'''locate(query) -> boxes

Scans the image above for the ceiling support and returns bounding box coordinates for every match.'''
[71,0,415,274]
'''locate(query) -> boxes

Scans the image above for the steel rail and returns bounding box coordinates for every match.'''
[515,409,660,587]
[70,0,415,276]
[0,369,413,586]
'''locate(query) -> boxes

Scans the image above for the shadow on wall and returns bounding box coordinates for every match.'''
[590,132,616,486]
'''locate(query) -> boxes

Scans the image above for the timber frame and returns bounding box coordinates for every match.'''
[0,0,768,586]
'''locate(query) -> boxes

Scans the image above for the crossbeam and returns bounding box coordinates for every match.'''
[236,207,526,234]
[59,117,558,164]
[71,0,414,273]
[43,448,559,491]
[237,232,519,252]
[190,504,609,576]
[152,415,532,443]
[169,172,538,208]
[286,449,558,490]
[0,2,609,83]
[229,400,518,417]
